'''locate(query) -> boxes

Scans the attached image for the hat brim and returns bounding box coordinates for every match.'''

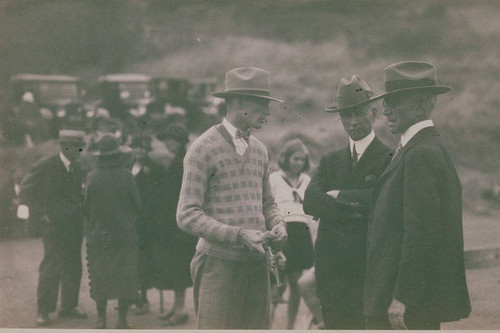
[325,95,384,113]
[211,91,284,104]
[93,145,132,157]
[374,85,452,100]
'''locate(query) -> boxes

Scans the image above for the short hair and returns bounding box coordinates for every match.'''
[277,138,310,173]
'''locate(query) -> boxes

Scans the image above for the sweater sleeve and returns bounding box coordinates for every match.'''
[303,155,339,219]
[176,143,241,244]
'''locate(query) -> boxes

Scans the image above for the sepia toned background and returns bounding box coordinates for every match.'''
[0,0,499,329]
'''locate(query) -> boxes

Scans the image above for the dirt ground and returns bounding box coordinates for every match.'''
[0,236,499,330]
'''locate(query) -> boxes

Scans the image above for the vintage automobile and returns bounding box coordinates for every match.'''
[149,77,190,129]
[1,74,88,143]
[95,73,154,119]
[186,78,224,132]
[92,73,157,143]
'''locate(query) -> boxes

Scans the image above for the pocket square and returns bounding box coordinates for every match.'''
[365,175,377,182]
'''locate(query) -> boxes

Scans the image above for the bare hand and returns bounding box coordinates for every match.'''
[238,229,266,254]
[388,298,407,330]
[326,190,340,199]
[261,222,287,250]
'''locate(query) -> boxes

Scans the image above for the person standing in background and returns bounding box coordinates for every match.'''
[84,134,140,329]
[154,124,198,327]
[269,138,315,330]
[129,134,166,315]
[303,76,392,329]
[18,129,88,326]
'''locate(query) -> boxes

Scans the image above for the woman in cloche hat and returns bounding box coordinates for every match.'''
[84,134,139,329]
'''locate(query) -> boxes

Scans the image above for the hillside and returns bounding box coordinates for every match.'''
[1,0,499,218]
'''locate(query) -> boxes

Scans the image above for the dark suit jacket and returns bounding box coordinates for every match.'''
[304,137,392,282]
[364,127,471,323]
[19,153,85,227]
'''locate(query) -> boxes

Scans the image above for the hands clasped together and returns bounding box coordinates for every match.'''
[238,222,287,254]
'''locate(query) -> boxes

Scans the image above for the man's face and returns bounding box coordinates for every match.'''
[239,97,271,130]
[60,142,85,162]
[382,92,421,134]
[339,105,376,141]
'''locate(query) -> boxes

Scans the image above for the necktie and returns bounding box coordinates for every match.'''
[392,142,403,161]
[235,128,251,142]
[351,144,358,167]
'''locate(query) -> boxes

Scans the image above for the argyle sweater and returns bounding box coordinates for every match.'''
[177,124,284,261]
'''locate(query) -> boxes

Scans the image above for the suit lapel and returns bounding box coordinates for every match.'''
[377,127,440,182]
[51,154,67,198]
[330,146,354,188]
[350,137,384,183]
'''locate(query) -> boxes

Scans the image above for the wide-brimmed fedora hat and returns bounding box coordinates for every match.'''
[93,134,131,157]
[59,129,86,145]
[211,67,284,104]
[325,75,380,113]
[377,61,451,98]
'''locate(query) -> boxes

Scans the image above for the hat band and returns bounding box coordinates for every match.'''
[337,90,374,107]
[224,89,271,96]
[386,78,436,92]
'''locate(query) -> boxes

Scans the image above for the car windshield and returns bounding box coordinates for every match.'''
[118,82,151,102]
[38,82,79,103]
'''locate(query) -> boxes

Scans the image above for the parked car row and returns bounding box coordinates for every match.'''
[0,73,224,145]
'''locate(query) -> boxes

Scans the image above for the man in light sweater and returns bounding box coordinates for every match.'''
[177,67,287,329]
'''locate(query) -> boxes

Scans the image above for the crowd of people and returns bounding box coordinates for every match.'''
[17,62,471,330]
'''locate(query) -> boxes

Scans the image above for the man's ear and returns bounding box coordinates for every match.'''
[370,107,378,122]
[418,95,436,117]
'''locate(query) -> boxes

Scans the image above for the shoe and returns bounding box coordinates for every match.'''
[36,313,50,326]
[115,321,132,329]
[95,318,106,329]
[160,312,188,327]
[58,308,88,319]
[158,310,175,321]
[134,302,149,315]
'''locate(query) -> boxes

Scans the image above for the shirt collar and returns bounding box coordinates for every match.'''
[400,120,434,147]
[222,117,239,139]
[59,152,71,172]
[349,130,375,159]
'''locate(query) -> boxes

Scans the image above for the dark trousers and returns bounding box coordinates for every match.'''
[317,274,365,329]
[37,224,83,314]
[316,250,366,328]
[365,315,441,330]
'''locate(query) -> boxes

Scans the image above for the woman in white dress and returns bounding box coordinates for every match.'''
[269,138,315,330]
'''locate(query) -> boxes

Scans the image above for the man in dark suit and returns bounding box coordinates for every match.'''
[364,61,471,330]
[303,76,392,329]
[18,129,88,326]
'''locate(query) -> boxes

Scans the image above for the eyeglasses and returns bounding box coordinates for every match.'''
[382,96,402,109]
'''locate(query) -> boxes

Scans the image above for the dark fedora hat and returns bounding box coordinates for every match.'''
[325,75,380,113]
[211,67,284,104]
[93,134,131,157]
[377,61,451,98]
